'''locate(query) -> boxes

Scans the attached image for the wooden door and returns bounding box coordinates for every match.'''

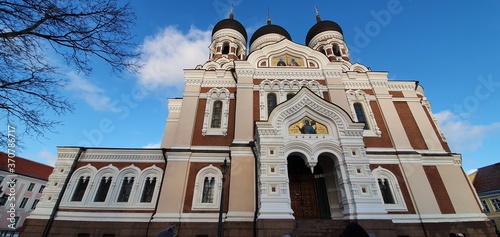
[288,157,319,219]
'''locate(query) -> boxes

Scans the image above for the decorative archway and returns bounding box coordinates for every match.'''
[255,87,388,220]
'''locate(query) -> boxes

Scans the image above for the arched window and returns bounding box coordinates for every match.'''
[192,165,223,210]
[332,44,341,56]
[221,42,230,54]
[372,167,407,211]
[71,176,90,202]
[202,88,230,136]
[353,102,369,130]
[267,93,277,115]
[378,178,395,204]
[140,177,157,203]
[94,176,112,202]
[286,93,295,100]
[117,177,134,202]
[211,101,223,128]
[201,177,216,203]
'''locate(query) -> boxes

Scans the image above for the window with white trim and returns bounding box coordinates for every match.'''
[346,89,381,137]
[372,166,407,211]
[481,199,490,213]
[202,88,230,136]
[192,165,223,210]
[71,175,90,202]
[267,93,277,116]
[117,176,134,203]
[491,197,500,212]
[19,197,29,208]
[94,176,113,202]
[140,177,157,203]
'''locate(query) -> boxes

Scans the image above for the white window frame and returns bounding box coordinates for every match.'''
[65,165,96,205]
[134,166,162,207]
[372,166,407,212]
[346,89,381,137]
[491,197,500,212]
[481,199,491,213]
[192,165,223,210]
[202,88,230,136]
[113,168,138,205]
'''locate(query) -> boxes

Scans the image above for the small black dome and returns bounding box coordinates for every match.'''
[212,18,247,42]
[305,20,343,46]
[249,24,292,47]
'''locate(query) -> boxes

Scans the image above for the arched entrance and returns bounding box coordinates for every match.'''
[287,154,331,219]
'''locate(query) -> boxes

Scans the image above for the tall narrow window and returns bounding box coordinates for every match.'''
[71,176,90,202]
[27,183,35,192]
[221,42,230,54]
[354,103,369,130]
[140,177,157,203]
[492,198,500,212]
[117,177,134,202]
[19,197,29,208]
[201,177,216,203]
[286,93,295,100]
[481,200,490,213]
[332,44,341,56]
[211,101,223,128]
[39,185,46,193]
[267,93,277,116]
[378,178,395,204]
[94,177,112,202]
[31,199,40,210]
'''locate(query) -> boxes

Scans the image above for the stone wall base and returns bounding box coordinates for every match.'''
[20,218,496,237]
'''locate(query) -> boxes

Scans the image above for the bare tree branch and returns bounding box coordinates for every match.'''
[0,0,139,146]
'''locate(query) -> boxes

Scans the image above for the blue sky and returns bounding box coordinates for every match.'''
[16,0,500,174]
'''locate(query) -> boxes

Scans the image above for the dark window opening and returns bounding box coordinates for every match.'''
[201,177,216,203]
[140,177,157,203]
[211,101,223,128]
[71,176,90,202]
[31,199,40,210]
[378,178,395,204]
[117,177,135,202]
[221,42,230,54]
[19,197,29,208]
[267,93,277,116]
[286,93,295,100]
[354,103,369,130]
[94,177,112,202]
[333,44,341,56]
[27,183,35,192]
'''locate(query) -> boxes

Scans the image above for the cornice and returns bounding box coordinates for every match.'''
[253,70,325,80]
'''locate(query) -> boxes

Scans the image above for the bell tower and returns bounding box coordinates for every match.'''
[210,10,247,61]
[306,7,350,62]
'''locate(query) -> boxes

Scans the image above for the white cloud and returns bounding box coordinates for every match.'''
[143,142,161,148]
[37,149,58,166]
[136,25,211,90]
[434,110,500,152]
[466,169,477,175]
[66,71,122,113]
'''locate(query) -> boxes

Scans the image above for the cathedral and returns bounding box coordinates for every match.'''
[21,11,496,237]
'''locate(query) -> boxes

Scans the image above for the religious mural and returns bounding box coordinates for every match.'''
[288,116,328,134]
[272,54,304,67]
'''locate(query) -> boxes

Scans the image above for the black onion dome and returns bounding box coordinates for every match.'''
[212,18,248,42]
[305,20,343,45]
[249,24,292,47]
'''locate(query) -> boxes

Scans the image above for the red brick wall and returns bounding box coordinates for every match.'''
[363,101,393,148]
[183,162,230,213]
[370,164,416,214]
[423,166,455,214]
[394,101,428,150]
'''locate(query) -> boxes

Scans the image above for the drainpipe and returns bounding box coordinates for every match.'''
[145,148,168,237]
[249,141,259,237]
[42,147,86,237]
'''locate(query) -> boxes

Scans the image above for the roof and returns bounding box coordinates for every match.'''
[212,18,247,41]
[472,162,500,196]
[249,24,292,47]
[0,152,54,181]
[305,20,343,46]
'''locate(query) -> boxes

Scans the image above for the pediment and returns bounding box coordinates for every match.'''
[256,87,363,138]
[246,39,331,69]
